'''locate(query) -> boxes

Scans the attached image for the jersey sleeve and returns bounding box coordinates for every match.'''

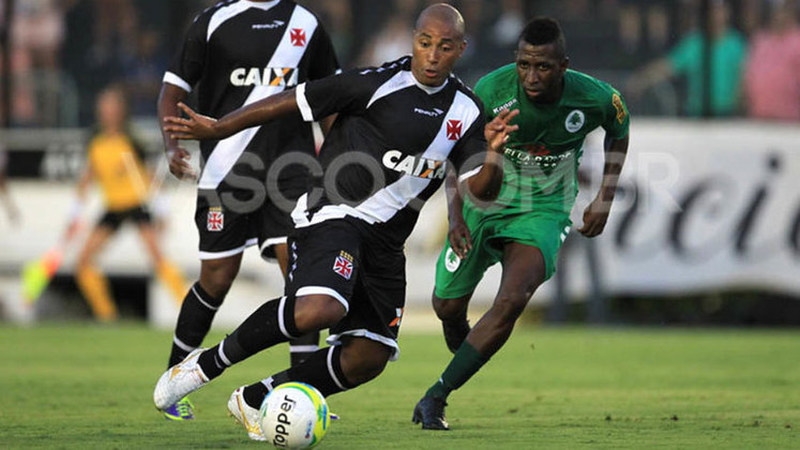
[163,15,208,93]
[306,23,341,80]
[601,86,630,140]
[295,68,375,122]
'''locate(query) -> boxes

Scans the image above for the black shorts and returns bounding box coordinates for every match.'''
[98,205,151,231]
[285,219,406,360]
[195,188,295,260]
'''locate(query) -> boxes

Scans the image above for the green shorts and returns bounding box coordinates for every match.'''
[434,208,572,300]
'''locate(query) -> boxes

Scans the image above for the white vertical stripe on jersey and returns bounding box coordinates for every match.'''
[198,5,319,190]
[295,83,314,121]
[206,0,281,41]
[293,88,482,227]
[163,71,192,93]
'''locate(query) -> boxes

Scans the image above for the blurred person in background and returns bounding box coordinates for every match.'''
[71,85,187,323]
[0,145,20,225]
[413,17,629,430]
[626,0,747,117]
[157,0,340,422]
[357,0,417,65]
[743,0,800,121]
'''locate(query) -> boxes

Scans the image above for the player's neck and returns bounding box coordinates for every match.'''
[410,71,449,95]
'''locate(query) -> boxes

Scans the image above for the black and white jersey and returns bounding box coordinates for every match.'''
[292,56,487,246]
[164,0,339,190]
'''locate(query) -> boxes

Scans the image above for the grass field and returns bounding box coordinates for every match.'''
[1,323,798,449]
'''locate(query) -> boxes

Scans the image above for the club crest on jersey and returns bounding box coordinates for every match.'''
[230,67,298,87]
[290,28,306,47]
[565,110,585,133]
[382,150,447,179]
[207,208,224,232]
[446,119,462,140]
[332,251,354,280]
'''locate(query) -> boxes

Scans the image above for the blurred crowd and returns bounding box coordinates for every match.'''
[1,0,799,127]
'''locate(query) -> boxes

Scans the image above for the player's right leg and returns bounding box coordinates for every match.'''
[154,293,346,411]
[432,227,494,353]
[75,217,117,322]
[162,193,251,420]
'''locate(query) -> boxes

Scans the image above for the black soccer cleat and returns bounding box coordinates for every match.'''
[412,396,450,430]
[442,318,470,353]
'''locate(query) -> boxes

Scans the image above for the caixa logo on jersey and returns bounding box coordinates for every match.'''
[229,67,299,87]
[382,150,447,179]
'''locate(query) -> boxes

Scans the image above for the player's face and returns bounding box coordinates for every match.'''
[97,91,127,130]
[411,18,466,87]
[515,41,568,104]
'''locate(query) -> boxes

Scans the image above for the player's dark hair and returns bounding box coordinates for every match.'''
[519,17,566,59]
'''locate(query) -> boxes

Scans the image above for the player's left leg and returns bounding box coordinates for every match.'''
[270,241,321,367]
[415,242,546,430]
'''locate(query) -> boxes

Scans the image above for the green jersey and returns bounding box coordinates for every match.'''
[473,65,630,215]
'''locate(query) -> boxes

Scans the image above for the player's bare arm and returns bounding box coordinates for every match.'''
[163,90,299,141]
[464,108,519,202]
[444,169,471,259]
[578,134,629,237]
[158,83,196,180]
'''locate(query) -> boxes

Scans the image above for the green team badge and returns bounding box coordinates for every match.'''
[445,247,461,272]
[565,110,585,133]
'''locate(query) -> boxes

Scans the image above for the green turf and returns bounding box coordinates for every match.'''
[0,323,798,449]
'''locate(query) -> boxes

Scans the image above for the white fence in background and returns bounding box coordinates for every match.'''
[1,120,799,327]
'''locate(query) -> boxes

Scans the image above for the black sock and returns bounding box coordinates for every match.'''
[242,345,355,409]
[289,331,321,366]
[198,296,300,379]
[168,282,223,367]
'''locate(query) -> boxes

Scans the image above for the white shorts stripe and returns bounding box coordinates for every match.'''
[295,286,349,313]
[326,346,347,391]
[326,329,400,361]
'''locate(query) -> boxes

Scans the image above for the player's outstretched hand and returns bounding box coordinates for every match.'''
[165,145,197,180]
[163,103,220,141]
[485,108,520,153]
[448,216,472,259]
[577,196,611,238]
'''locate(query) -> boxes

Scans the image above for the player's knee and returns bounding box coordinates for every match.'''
[294,294,346,331]
[492,293,529,323]
[339,339,391,385]
[432,294,467,321]
[199,259,241,298]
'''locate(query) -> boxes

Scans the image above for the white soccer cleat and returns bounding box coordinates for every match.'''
[228,386,266,441]
[153,348,210,411]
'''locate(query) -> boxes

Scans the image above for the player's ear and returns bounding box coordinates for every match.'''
[561,56,570,73]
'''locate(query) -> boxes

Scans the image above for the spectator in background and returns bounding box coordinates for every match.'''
[743,0,800,121]
[626,0,748,117]
[358,0,417,65]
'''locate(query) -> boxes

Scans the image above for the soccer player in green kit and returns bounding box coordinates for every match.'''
[413,17,630,430]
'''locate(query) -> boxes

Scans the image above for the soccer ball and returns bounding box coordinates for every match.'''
[259,382,331,449]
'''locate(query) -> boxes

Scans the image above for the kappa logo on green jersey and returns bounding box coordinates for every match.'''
[565,110,585,133]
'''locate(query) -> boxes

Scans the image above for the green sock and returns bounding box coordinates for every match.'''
[425,341,488,400]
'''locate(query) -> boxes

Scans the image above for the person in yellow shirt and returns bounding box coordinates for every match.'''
[72,85,186,321]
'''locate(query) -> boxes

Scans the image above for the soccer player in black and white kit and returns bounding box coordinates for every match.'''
[154,4,519,439]
[157,0,339,420]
